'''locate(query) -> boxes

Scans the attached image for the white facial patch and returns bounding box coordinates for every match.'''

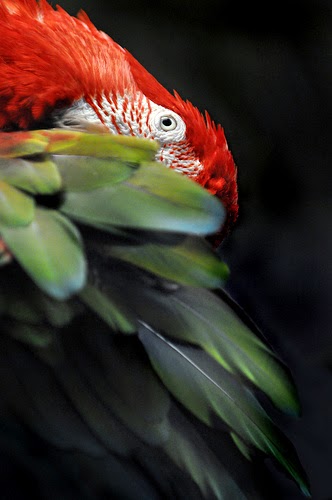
[57,92,203,178]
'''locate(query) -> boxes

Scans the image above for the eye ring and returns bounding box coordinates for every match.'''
[160,115,177,131]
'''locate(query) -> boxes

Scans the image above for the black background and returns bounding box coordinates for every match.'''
[54,1,332,498]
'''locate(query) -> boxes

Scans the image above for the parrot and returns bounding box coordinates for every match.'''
[0,1,310,499]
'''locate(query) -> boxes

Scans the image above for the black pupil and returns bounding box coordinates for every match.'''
[162,117,172,127]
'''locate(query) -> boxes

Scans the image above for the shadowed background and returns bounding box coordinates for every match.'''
[53,1,331,498]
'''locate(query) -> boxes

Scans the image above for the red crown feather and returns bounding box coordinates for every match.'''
[0,0,135,129]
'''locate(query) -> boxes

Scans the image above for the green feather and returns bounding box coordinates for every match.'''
[230,432,253,461]
[164,408,246,500]
[139,326,309,496]
[0,158,61,194]
[3,320,54,348]
[66,328,172,447]
[79,283,136,334]
[1,208,86,299]
[0,334,106,455]
[55,156,134,191]
[103,236,229,288]
[0,267,80,329]
[45,129,158,162]
[106,266,299,415]
[0,130,48,158]
[0,181,34,227]
[61,162,224,235]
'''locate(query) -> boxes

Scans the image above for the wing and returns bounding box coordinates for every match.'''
[0,129,310,498]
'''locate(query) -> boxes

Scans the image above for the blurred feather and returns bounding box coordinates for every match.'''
[0,130,310,498]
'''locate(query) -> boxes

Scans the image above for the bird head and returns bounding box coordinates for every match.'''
[0,0,238,242]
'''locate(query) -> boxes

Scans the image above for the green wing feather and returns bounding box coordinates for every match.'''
[105,236,230,287]
[0,129,310,498]
[139,325,309,496]
[134,284,299,414]
[0,180,35,227]
[1,208,86,300]
[0,157,61,194]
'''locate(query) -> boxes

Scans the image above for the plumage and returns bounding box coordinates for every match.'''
[0,1,310,499]
[0,0,238,239]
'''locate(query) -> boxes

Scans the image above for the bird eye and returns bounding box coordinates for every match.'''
[160,115,177,131]
[150,108,185,143]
